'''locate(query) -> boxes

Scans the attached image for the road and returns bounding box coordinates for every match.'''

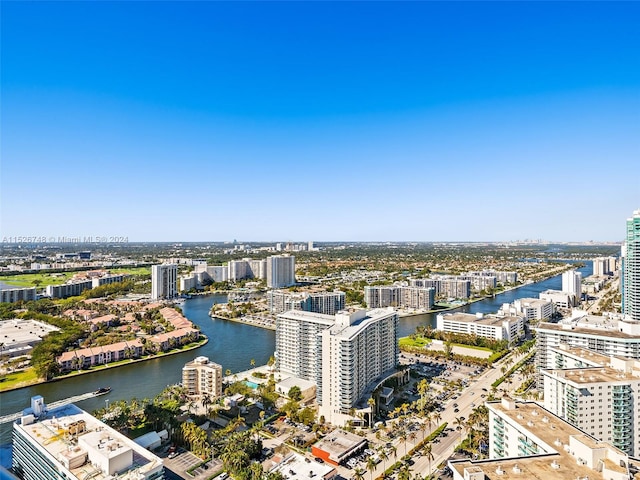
[346,350,528,480]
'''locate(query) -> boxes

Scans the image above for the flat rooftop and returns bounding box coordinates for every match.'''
[551,345,611,365]
[463,400,628,480]
[15,403,162,480]
[440,312,520,326]
[543,366,639,384]
[0,319,59,346]
[313,429,367,462]
[537,321,640,339]
[271,453,335,480]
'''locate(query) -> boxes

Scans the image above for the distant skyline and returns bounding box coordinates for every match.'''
[1,2,639,242]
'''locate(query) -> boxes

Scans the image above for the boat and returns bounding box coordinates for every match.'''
[94,387,111,395]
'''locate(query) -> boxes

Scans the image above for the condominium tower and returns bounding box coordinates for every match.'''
[151,264,178,300]
[266,255,296,288]
[623,209,640,321]
[542,355,640,456]
[275,308,399,426]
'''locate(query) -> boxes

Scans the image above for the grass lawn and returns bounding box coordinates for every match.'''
[110,267,151,276]
[399,336,432,348]
[0,368,41,392]
[0,272,76,287]
[451,343,493,352]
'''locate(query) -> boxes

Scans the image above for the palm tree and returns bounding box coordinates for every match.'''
[399,430,408,456]
[389,444,397,464]
[367,397,376,426]
[366,456,377,480]
[397,465,411,480]
[454,416,466,444]
[419,421,428,442]
[377,447,389,472]
[353,467,365,480]
[408,431,417,450]
[422,443,434,476]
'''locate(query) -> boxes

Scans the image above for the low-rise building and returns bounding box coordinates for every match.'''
[311,429,367,466]
[436,312,524,343]
[539,289,575,309]
[269,453,336,480]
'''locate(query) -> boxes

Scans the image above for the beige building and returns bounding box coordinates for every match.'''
[182,356,223,397]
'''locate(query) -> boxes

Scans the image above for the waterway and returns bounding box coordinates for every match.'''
[0,261,591,447]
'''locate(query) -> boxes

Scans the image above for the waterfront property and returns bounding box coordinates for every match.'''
[151,264,177,300]
[436,312,524,343]
[12,396,164,480]
[275,308,399,426]
[182,356,223,397]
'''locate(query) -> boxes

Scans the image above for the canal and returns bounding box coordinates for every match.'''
[0,261,591,447]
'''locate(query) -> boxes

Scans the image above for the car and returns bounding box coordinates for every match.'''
[454,408,459,413]
[168,452,178,459]
[314,457,324,463]
[453,403,458,407]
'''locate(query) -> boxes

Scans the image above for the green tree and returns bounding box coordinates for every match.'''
[288,385,302,401]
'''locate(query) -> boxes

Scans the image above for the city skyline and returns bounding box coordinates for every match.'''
[2,2,639,242]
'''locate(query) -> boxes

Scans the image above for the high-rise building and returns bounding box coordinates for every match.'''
[276,308,399,426]
[561,270,582,306]
[151,264,177,300]
[266,255,296,288]
[364,285,435,310]
[623,209,640,321]
[319,309,398,426]
[12,396,164,480]
[535,311,640,388]
[449,398,631,480]
[268,290,346,315]
[275,310,334,382]
[542,355,640,456]
[182,356,223,397]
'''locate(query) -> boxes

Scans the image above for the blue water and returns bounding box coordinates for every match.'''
[0,260,591,464]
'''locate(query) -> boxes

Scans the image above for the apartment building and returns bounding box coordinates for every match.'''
[151,264,177,300]
[268,290,345,315]
[542,356,640,455]
[319,308,398,426]
[448,398,631,480]
[276,308,399,426]
[436,312,524,344]
[0,287,36,303]
[539,289,575,309]
[12,397,164,480]
[510,297,554,321]
[266,255,296,288]
[410,277,471,299]
[182,356,223,397]
[535,313,640,373]
[364,285,434,310]
[623,209,640,321]
[562,270,583,306]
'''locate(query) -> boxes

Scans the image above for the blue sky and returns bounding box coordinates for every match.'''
[1,1,639,242]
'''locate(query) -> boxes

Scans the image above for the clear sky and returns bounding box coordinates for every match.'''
[1,2,638,242]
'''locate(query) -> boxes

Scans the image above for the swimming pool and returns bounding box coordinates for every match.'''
[245,380,259,389]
